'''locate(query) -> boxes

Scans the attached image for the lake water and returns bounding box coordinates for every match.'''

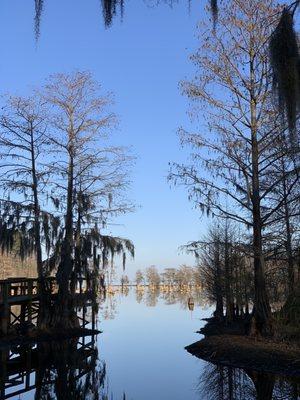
[2,288,300,400]
[99,289,211,399]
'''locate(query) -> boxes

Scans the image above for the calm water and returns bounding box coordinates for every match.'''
[2,288,300,399]
[99,289,211,399]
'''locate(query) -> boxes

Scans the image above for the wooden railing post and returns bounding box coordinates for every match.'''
[28,280,33,324]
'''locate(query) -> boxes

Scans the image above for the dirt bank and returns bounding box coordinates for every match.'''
[186,335,300,377]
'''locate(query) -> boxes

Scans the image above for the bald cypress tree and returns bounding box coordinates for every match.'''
[169,0,293,336]
[0,95,58,281]
[37,71,134,329]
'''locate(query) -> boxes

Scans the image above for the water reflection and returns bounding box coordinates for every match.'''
[1,289,299,399]
[136,286,208,309]
[198,362,300,400]
[0,335,107,400]
[100,286,210,321]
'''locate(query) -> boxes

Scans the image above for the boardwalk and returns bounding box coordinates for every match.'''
[0,277,96,335]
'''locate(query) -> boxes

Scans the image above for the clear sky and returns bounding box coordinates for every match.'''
[0,0,208,277]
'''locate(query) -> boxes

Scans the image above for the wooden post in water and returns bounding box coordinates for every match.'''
[25,346,32,388]
[0,348,7,399]
[92,307,95,331]
[83,305,86,329]
[0,282,10,335]
[20,304,26,328]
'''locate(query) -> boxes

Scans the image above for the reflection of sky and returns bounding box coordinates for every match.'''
[10,290,212,399]
[99,290,212,399]
[6,290,299,399]
[0,0,208,275]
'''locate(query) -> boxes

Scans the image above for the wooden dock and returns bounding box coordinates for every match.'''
[0,277,96,335]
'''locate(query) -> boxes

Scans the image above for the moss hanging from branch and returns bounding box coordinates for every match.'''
[270,7,300,143]
[102,0,124,28]
[34,0,44,40]
[210,0,218,29]
[33,1,210,35]
[100,233,134,270]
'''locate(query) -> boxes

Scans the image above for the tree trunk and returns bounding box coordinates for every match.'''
[57,149,74,293]
[249,40,273,337]
[214,239,224,320]
[53,140,78,330]
[280,162,300,325]
[29,122,50,328]
[224,223,234,322]
[29,122,43,279]
[251,154,273,336]
[281,159,295,294]
[72,190,82,295]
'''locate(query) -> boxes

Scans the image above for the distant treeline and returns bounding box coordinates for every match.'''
[120,265,201,288]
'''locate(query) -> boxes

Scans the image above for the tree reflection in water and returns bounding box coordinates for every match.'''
[3,289,296,399]
[34,340,105,400]
[102,294,118,320]
[135,288,144,303]
[198,362,300,400]
[101,286,210,320]
[1,335,109,400]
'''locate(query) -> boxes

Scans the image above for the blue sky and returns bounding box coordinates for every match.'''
[0,0,208,277]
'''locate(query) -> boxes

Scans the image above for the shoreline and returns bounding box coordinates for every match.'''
[186,334,300,377]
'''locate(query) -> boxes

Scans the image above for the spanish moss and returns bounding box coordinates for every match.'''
[32,1,203,35]
[102,0,124,28]
[270,7,300,142]
[34,0,44,40]
[210,0,218,29]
